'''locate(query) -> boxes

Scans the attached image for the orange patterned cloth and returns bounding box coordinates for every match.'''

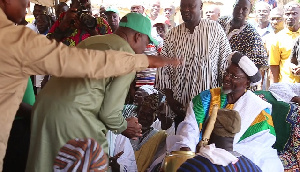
[53,138,108,172]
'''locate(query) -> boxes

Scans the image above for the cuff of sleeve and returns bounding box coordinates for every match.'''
[134,54,149,72]
[269,62,280,66]
[113,120,127,134]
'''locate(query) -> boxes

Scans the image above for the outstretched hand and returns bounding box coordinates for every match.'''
[291,96,300,104]
[147,55,180,68]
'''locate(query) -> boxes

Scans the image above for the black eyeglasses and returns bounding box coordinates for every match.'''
[223,71,246,80]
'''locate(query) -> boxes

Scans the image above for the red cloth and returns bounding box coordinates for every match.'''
[47,12,112,46]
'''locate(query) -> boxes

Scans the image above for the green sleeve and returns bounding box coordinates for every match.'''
[98,73,135,134]
[22,78,35,105]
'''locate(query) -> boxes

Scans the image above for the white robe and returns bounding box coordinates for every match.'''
[107,131,138,172]
[167,91,284,172]
[151,119,175,136]
[269,83,300,103]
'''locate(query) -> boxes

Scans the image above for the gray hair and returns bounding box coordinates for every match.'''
[255,1,272,12]
[284,1,300,11]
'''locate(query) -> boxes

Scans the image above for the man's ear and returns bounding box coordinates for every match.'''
[142,6,145,13]
[246,80,251,88]
[134,32,141,43]
[200,2,203,10]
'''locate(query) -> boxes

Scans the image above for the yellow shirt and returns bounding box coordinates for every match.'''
[0,8,148,170]
[269,28,300,83]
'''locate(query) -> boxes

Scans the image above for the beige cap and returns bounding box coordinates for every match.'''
[212,109,241,138]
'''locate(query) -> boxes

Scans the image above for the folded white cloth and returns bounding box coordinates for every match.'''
[197,144,238,166]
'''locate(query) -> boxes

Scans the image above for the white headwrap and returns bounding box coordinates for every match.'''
[229,51,262,86]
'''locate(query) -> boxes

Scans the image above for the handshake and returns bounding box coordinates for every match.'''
[290,63,300,76]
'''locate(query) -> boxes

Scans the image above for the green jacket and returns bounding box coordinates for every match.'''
[26,34,136,172]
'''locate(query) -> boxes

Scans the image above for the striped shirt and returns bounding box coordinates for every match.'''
[178,155,262,172]
[156,19,232,109]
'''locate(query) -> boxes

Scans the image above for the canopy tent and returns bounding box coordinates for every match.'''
[29,0,181,8]
[29,0,63,7]
[203,0,224,5]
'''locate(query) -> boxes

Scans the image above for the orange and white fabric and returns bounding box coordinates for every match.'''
[53,138,108,172]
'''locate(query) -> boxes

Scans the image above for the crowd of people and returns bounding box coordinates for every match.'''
[1,0,300,171]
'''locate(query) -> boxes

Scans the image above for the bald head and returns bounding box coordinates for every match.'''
[164,4,176,19]
[232,0,252,24]
[0,0,28,24]
[270,7,284,33]
[284,1,300,11]
[255,1,271,24]
[180,0,202,23]
[131,0,145,14]
[205,5,220,21]
[283,1,300,31]
[131,5,144,14]
[270,7,283,17]
[150,1,161,20]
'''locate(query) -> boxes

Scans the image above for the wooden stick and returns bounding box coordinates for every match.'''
[197,104,219,152]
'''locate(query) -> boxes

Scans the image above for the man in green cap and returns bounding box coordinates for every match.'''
[26,13,158,172]
[105,7,120,33]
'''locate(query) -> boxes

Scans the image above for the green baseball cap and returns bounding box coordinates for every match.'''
[119,13,158,45]
[104,7,119,15]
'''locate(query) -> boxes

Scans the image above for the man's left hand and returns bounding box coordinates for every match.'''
[121,117,142,139]
[109,151,124,172]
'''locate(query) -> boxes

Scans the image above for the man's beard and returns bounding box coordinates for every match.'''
[222,87,232,95]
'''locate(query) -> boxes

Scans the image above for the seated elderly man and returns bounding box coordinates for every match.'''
[168,52,284,172]
[107,87,170,172]
[131,92,167,172]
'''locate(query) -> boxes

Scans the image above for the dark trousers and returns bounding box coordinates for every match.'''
[3,117,31,172]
